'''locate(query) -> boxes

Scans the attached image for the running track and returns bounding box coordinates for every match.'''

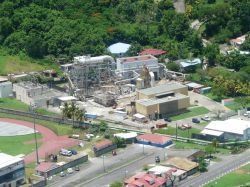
[0,118,79,164]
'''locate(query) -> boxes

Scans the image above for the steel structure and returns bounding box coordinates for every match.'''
[69,55,115,97]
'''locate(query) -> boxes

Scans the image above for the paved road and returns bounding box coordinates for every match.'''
[48,144,195,187]
[178,149,250,187]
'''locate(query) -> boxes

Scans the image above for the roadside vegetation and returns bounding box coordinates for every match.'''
[0,133,42,155]
[205,163,250,187]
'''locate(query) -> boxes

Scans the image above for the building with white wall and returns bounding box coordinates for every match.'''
[13,82,64,107]
[201,119,250,141]
[116,55,162,80]
[0,81,12,98]
[0,153,25,187]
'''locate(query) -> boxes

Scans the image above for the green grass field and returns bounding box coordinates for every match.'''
[170,107,210,121]
[0,52,61,75]
[0,98,60,116]
[174,141,230,154]
[0,133,42,156]
[205,164,250,187]
[154,126,201,138]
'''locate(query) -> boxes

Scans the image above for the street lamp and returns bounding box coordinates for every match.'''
[175,123,178,141]
[125,170,128,178]
[30,103,39,165]
[102,155,106,172]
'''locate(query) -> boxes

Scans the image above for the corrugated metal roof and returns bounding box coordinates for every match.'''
[137,82,187,96]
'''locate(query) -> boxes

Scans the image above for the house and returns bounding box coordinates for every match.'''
[93,139,117,157]
[230,35,246,47]
[148,165,187,182]
[185,82,204,93]
[116,55,162,80]
[124,172,169,187]
[136,134,172,148]
[175,58,201,72]
[201,119,250,141]
[135,82,190,119]
[36,162,58,177]
[139,48,167,57]
[187,150,206,162]
[107,42,131,57]
[0,153,25,187]
[0,80,12,98]
[13,81,65,107]
[161,157,199,176]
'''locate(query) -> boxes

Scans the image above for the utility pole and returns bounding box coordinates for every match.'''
[175,123,178,141]
[102,155,106,172]
[31,103,39,165]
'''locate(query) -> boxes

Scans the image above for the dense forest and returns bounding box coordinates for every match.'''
[0,0,249,60]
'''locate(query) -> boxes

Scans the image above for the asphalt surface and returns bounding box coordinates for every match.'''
[48,144,195,187]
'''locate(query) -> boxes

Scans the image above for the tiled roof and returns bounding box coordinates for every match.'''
[136,134,171,144]
[93,139,113,150]
[36,162,58,172]
[140,49,167,56]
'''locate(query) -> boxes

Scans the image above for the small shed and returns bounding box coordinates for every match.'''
[114,132,137,143]
[107,42,131,57]
[93,139,117,157]
[133,113,147,123]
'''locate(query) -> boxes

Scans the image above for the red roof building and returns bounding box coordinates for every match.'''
[124,172,168,187]
[139,49,167,56]
[136,134,172,148]
[93,139,113,151]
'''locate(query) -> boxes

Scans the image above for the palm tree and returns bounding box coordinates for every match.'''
[61,102,70,119]
[75,108,86,122]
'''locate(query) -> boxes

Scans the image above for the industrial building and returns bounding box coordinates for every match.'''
[136,82,188,100]
[0,153,25,187]
[0,78,12,98]
[116,55,163,80]
[201,119,250,141]
[135,82,190,118]
[13,82,64,107]
[66,55,115,97]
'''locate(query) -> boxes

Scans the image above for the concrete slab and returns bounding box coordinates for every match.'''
[0,121,35,136]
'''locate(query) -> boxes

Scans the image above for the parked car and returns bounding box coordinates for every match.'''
[164,117,172,122]
[155,156,160,163]
[60,149,72,157]
[192,118,200,123]
[70,149,77,155]
[60,172,66,177]
[201,116,211,121]
[67,168,74,174]
[74,166,80,171]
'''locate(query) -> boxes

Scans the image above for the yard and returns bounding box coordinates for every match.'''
[0,133,42,156]
[170,106,210,121]
[205,163,250,187]
[154,126,201,138]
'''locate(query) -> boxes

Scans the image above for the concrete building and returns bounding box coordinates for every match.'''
[93,91,117,107]
[116,55,163,80]
[0,81,12,98]
[135,83,190,118]
[230,35,246,47]
[0,153,25,187]
[201,119,250,141]
[13,82,64,107]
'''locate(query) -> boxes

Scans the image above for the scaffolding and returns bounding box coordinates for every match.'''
[69,55,115,97]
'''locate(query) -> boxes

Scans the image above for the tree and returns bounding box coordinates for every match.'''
[235,97,250,109]
[75,108,86,122]
[212,138,218,152]
[204,43,219,66]
[205,145,214,158]
[166,62,180,72]
[198,157,207,172]
[110,181,122,187]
